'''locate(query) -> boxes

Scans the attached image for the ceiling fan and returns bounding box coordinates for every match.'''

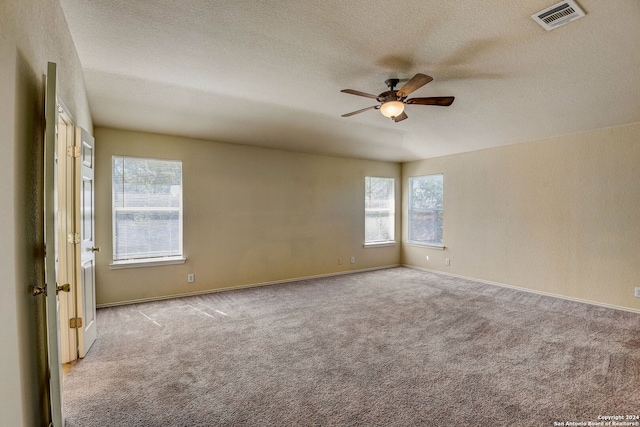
[340,73,454,122]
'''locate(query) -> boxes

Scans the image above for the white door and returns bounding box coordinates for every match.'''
[43,61,64,427]
[76,127,98,357]
[56,105,78,364]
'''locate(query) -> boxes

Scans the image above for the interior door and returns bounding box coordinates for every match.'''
[43,61,64,427]
[76,127,98,357]
[57,105,78,364]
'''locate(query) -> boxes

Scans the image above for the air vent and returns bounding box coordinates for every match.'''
[532,0,586,31]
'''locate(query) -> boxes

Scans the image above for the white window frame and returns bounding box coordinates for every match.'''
[110,155,185,269]
[364,176,396,247]
[408,174,444,248]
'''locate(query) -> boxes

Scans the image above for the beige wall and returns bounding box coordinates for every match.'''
[402,122,640,311]
[94,128,401,305]
[0,0,92,425]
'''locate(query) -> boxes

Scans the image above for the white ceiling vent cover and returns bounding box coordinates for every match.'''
[532,0,586,31]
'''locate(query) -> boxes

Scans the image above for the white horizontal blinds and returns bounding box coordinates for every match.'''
[113,156,183,261]
[365,177,395,243]
[409,174,443,246]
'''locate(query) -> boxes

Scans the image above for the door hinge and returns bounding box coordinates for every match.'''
[67,232,80,244]
[69,317,83,329]
[67,146,80,157]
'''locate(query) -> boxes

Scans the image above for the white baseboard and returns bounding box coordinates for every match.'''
[97,264,400,308]
[403,264,640,315]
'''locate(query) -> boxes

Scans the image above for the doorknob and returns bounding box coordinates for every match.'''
[56,283,71,294]
[91,246,101,252]
[32,284,47,296]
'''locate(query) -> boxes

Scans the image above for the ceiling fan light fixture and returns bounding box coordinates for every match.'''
[341,73,452,121]
[380,101,404,119]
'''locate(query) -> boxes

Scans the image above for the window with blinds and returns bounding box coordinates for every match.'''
[112,156,183,263]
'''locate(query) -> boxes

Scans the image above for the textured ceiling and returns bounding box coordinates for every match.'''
[60,0,640,162]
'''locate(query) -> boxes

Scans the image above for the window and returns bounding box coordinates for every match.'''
[365,177,395,244]
[408,174,443,247]
[112,156,183,265]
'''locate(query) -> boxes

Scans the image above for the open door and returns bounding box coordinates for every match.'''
[76,127,97,357]
[55,118,97,362]
[56,102,78,365]
[43,61,64,427]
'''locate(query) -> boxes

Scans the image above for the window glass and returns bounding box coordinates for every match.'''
[408,174,443,246]
[365,177,395,244]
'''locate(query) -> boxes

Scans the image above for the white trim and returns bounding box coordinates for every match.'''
[363,241,397,248]
[406,243,446,250]
[404,265,640,315]
[97,264,400,307]
[110,257,186,269]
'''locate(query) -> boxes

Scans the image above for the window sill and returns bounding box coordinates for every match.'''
[406,242,446,250]
[363,241,397,248]
[110,257,187,270]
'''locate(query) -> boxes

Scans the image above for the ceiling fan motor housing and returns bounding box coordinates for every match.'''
[378,90,401,103]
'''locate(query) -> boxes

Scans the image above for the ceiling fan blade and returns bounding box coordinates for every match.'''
[340,89,378,99]
[341,105,379,117]
[393,111,408,122]
[406,96,455,106]
[396,73,433,97]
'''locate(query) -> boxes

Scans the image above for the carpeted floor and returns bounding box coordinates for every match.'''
[63,267,640,426]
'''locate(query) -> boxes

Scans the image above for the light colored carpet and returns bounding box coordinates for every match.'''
[63,267,640,426]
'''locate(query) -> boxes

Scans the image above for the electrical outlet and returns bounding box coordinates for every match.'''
[425,255,429,261]
[187,274,195,283]
[338,258,342,265]
[445,258,450,266]
[350,257,355,264]
[635,287,640,298]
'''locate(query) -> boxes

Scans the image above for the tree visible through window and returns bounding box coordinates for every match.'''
[408,174,443,246]
[365,177,395,244]
[112,156,183,262]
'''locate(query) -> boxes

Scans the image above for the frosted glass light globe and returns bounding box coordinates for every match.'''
[380,101,404,118]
